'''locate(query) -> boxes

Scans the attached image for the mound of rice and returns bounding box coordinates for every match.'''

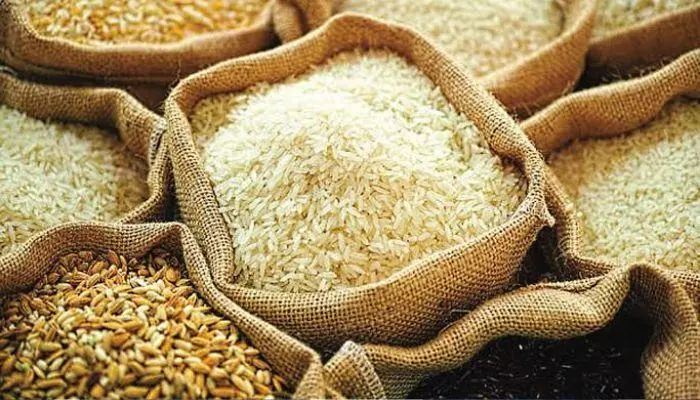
[191,49,527,292]
[337,0,563,77]
[549,98,699,271]
[0,105,149,256]
[594,0,698,39]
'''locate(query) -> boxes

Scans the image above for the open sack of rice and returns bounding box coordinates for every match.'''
[586,0,700,84]
[165,14,553,350]
[272,0,596,114]
[0,0,275,85]
[0,222,329,399]
[0,72,171,258]
[522,50,700,299]
[321,260,700,399]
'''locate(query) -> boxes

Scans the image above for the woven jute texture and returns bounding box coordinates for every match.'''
[323,264,700,399]
[165,13,553,350]
[521,49,700,309]
[0,222,329,398]
[271,0,596,115]
[586,5,700,85]
[0,72,172,225]
[0,0,276,84]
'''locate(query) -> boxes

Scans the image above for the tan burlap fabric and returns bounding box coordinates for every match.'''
[323,264,700,399]
[272,0,596,115]
[586,5,700,85]
[165,14,553,350]
[0,222,329,398]
[0,0,276,84]
[521,50,700,310]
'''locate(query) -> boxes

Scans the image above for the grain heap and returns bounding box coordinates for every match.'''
[0,248,287,399]
[0,105,148,256]
[337,0,563,77]
[548,98,699,271]
[23,0,269,45]
[191,49,527,293]
[594,0,698,39]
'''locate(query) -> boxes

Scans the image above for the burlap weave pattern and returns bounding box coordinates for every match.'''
[165,13,553,350]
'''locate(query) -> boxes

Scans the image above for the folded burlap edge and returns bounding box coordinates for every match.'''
[0,0,277,84]
[323,264,700,399]
[585,5,700,85]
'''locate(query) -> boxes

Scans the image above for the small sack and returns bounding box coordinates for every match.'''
[272,0,596,115]
[0,0,276,85]
[586,4,700,84]
[0,71,171,235]
[165,14,552,350]
[322,264,700,399]
[0,222,328,398]
[521,50,700,306]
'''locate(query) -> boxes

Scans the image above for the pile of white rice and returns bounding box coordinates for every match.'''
[549,98,699,271]
[337,0,563,77]
[0,105,149,256]
[191,49,527,292]
[594,0,698,39]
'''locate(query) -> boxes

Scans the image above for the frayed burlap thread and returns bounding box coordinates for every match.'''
[165,14,553,350]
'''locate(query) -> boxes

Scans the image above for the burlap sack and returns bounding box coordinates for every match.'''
[165,14,553,350]
[0,0,276,84]
[521,49,700,308]
[585,5,700,85]
[272,0,596,115]
[323,264,700,399]
[0,222,329,398]
[0,71,171,225]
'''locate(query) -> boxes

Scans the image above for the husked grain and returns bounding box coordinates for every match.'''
[0,105,148,256]
[338,0,563,76]
[549,98,699,271]
[594,0,699,39]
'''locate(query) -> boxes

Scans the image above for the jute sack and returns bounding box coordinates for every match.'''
[521,49,700,308]
[322,264,700,399]
[0,0,276,84]
[586,4,700,84]
[0,70,171,225]
[0,222,329,398]
[271,0,596,115]
[165,13,553,350]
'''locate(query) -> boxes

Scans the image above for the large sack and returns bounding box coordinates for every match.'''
[165,13,553,350]
[272,0,596,115]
